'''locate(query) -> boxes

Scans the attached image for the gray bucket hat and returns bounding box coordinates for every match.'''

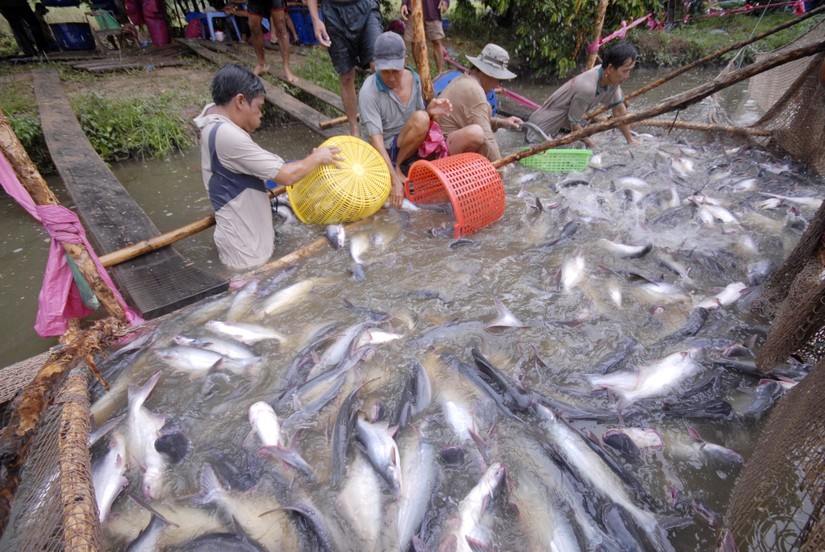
[374,32,406,72]
[467,43,517,80]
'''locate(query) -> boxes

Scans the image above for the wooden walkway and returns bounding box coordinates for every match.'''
[32,69,227,319]
[178,38,347,139]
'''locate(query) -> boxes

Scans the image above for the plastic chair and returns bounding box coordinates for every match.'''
[202,12,241,41]
[85,9,127,50]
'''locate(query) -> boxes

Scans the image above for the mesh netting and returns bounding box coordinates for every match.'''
[0,368,100,551]
[724,358,825,551]
[719,19,825,550]
[749,18,825,175]
[751,200,825,369]
[0,352,50,405]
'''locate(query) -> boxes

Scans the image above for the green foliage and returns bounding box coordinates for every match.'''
[293,47,341,92]
[0,78,52,171]
[72,92,191,162]
[450,0,658,78]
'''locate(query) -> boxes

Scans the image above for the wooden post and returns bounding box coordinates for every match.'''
[586,0,610,71]
[0,110,128,323]
[410,0,434,103]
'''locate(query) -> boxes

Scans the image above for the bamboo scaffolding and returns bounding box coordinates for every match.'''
[586,4,825,119]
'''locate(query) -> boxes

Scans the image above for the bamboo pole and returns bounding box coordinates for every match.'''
[635,119,772,136]
[0,110,128,323]
[244,217,370,279]
[587,4,825,119]
[496,39,825,168]
[319,114,350,129]
[59,369,100,550]
[0,318,128,535]
[100,185,287,268]
[410,0,434,103]
[585,0,610,71]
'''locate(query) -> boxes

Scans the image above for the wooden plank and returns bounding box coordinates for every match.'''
[200,40,345,111]
[72,59,186,72]
[178,38,345,140]
[32,68,227,319]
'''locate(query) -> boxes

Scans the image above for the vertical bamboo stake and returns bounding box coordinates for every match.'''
[586,0,610,70]
[410,0,434,102]
[0,110,128,323]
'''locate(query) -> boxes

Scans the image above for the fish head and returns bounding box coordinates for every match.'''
[248,401,276,425]
[142,467,163,499]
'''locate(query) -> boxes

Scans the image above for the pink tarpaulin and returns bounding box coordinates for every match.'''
[0,150,142,337]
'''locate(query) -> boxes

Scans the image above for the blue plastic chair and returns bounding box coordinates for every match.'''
[433,70,498,116]
[202,12,241,41]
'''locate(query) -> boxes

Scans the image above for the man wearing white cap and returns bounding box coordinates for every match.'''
[438,43,523,162]
[358,31,452,208]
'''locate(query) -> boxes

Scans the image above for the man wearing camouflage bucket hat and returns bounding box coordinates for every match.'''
[438,43,524,162]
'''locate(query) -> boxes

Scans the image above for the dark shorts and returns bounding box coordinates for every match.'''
[323,0,382,74]
[247,0,284,17]
[388,134,415,174]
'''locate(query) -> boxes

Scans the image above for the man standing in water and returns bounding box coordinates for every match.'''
[194,64,342,272]
[306,0,383,137]
[526,41,639,148]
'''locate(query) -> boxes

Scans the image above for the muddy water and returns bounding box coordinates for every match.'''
[0,68,815,550]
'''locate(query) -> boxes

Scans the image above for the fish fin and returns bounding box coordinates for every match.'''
[685,424,704,443]
[258,445,316,481]
[126,371,162,409]
[127,492,178,527]
[465,535,491,552]
[658,513,694,531]
[194,462,223,505]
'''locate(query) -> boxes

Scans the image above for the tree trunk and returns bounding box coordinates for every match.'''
[0,110,128,323]
[410,0,434,103]
[585,0,610,71]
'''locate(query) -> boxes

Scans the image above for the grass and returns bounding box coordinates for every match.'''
[635,12,825,67]
[71,92,192,161]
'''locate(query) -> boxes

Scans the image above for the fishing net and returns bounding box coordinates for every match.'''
[0,367,100,551]
[716,19,825,552]
[723,357,825,552]
[747,15,825,176]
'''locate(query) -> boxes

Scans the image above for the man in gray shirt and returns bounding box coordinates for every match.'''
[194,64,342,272]
[526,42,639,148]
[358,32,451,208]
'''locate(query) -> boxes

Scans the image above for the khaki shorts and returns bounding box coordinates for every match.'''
[404,19,445,42]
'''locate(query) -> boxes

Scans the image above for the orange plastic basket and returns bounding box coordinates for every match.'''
[405,153,505,238]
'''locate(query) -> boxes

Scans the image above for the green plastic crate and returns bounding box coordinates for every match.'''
[519,148,592,173]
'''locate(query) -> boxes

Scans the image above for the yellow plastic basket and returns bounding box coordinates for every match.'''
[519,148,593,173]
[287,136,391,224]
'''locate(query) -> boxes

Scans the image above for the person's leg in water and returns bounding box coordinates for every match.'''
[270,5,297,82]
